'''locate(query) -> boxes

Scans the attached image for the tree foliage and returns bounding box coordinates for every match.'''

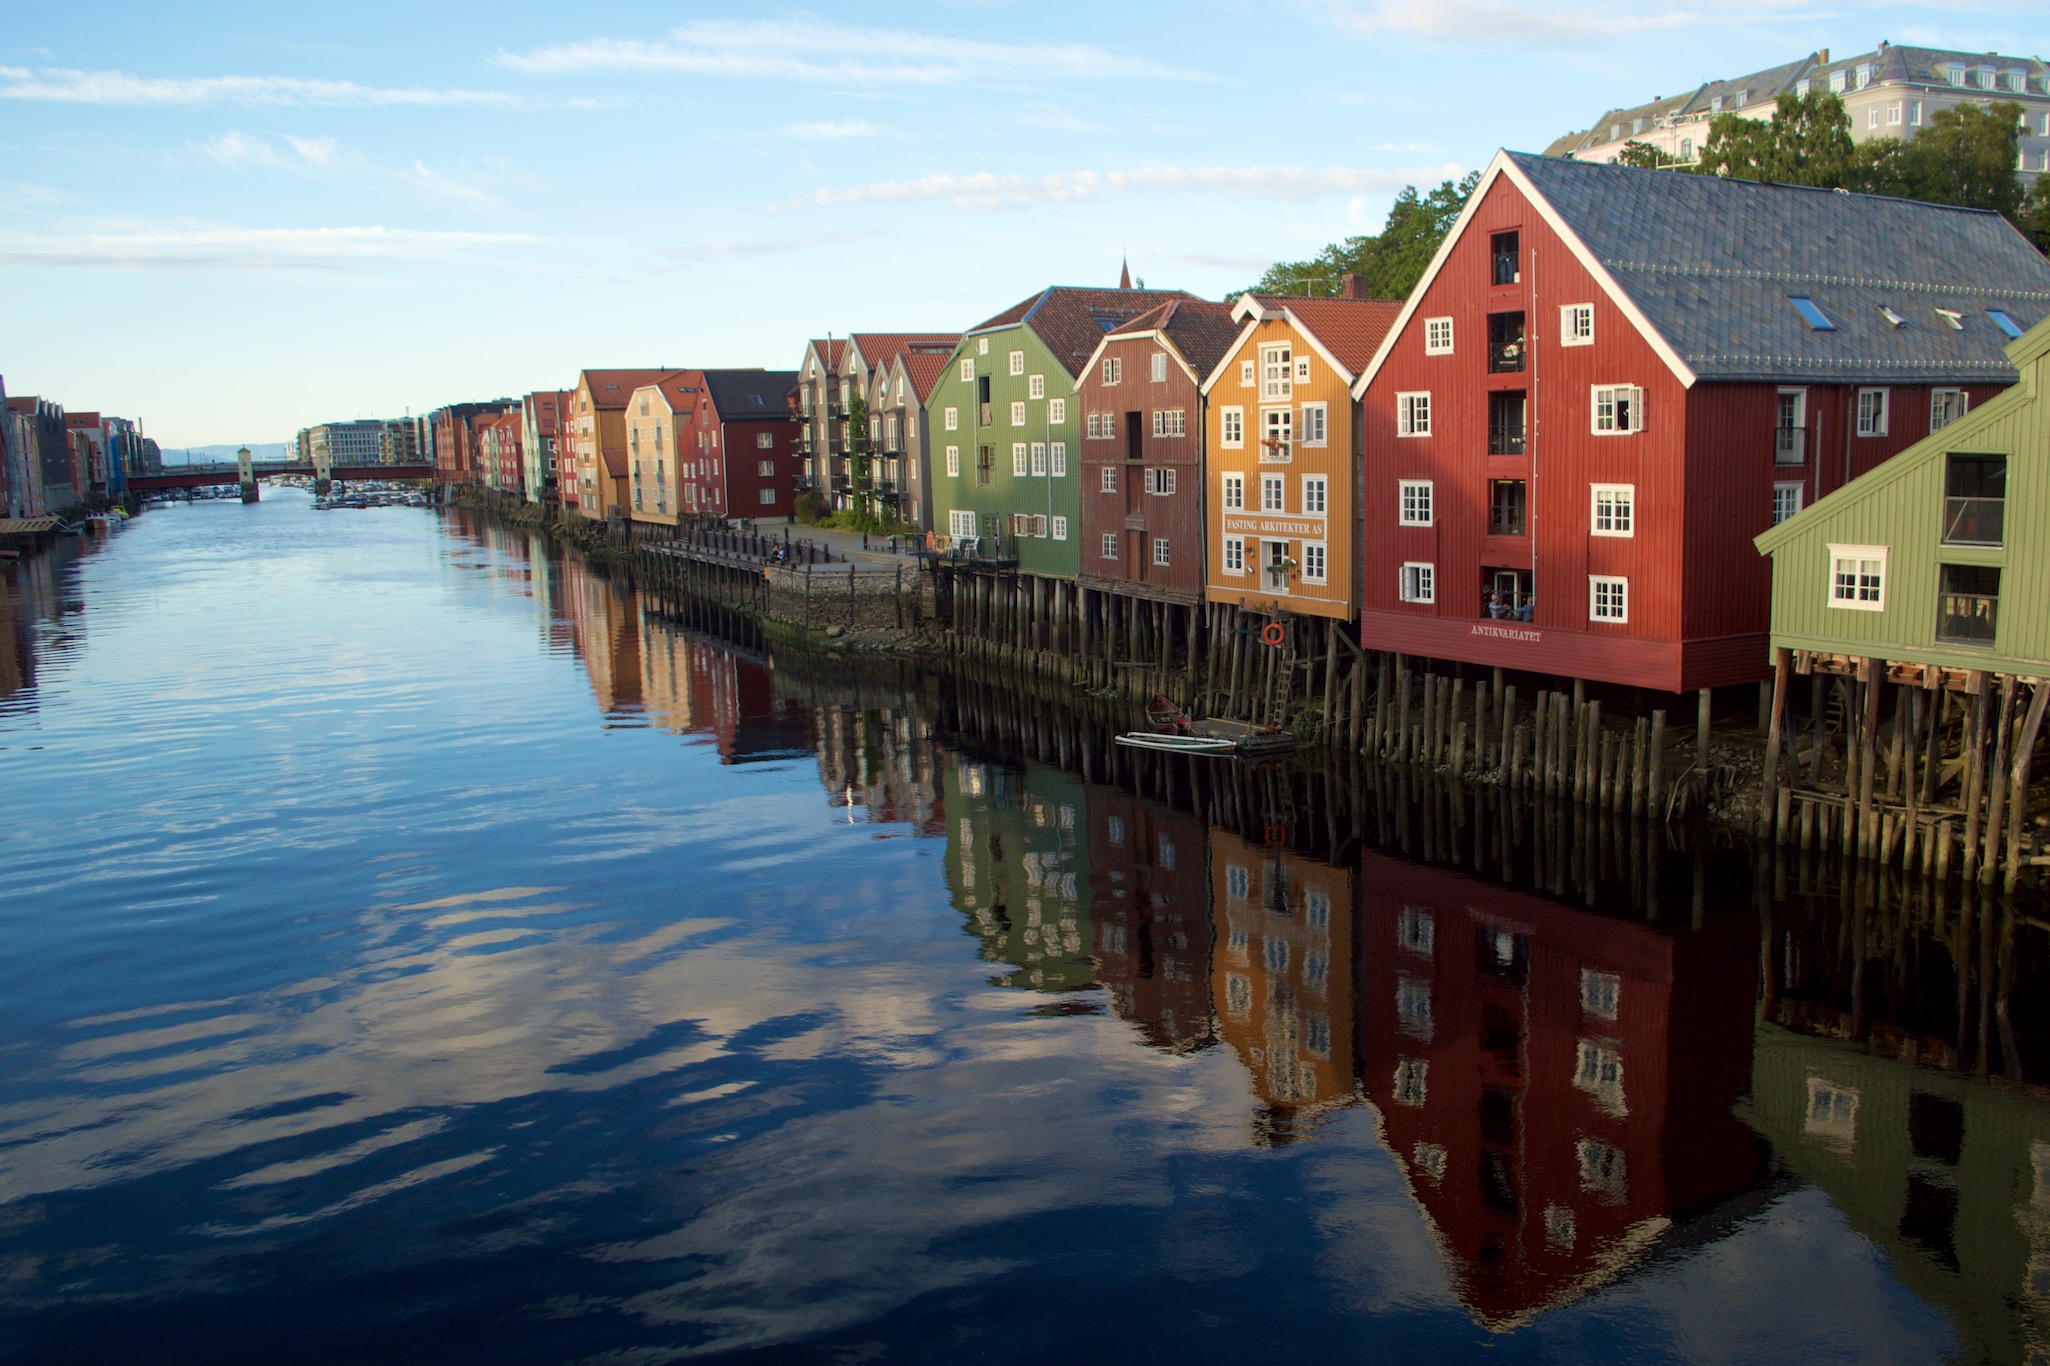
[1615,140,1677,169]
[1853,101,2026,219]
[1242,172,1482,301]
[1696,91,1857,187]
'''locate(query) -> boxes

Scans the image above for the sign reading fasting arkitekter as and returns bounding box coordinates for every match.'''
[1222,515,1325,539]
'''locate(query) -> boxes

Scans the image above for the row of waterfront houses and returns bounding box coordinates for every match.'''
[418,148,2050,699]
[0,374,161,520]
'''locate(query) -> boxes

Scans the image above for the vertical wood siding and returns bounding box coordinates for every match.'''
[1077,333,1208,598]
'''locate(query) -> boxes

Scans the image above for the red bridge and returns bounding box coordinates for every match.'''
[128,462,435,491]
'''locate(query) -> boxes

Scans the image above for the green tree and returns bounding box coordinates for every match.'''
[1695,90,1857,187]
[1855,101,2026,218]
[2021,174,2050,255]
[844,392,872,522]
[1615,140,1677,169]
[1241,171,1480,301]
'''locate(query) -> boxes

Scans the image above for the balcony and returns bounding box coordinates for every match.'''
[1488,480,1527,537]
[1488,391,1526,455]
[1936,592,1998,646]
[1774,425,1806,465]
[1487,423,1526,455]
[1942,497,2004,546]
[1487,313,1526,373]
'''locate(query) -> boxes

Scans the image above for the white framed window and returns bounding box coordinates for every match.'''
[1398,480,1432,526]
[1047,397,1065,424]
[1300,402,1327,447]
[1399,562,1435,603]
[1828,543,1886,610]
[1868,106,1880,128]
[1008,350,1024,376]
[1028,373,1044,399]
[1301,541,1326,583]
[1150,352,1167,382]
[944,406,959,432]
[1301,475,1327,515]
[1101,532,1118,560]
[1100,466,1117,492]
[1887,102,1902,125]
[1293,356,1311,384]
[1050,515,1067,540]
[1590,575,1629,622]
[1856,388,1888,437]
[1930,388,1968,432]
[1146,467,1176,495]
[1424,317,1454,355]
[1152,537,1171,566]
[1086,413,1105,440]
[1221,473,1244,510]
[1561,304,1594,346]
[959,358,975,382]
[949,508,977,541]
[1009,400,1026,427]
[758,488,775,506]
[1030,442,1047,476]
[1239,359,1254,388]
[1102,356,1122,385]
[1012,442,1029,476]
[1261,407,1293,461]
[1223,537,1245,575]
[1221,407,1244,448]
[946,445,960,477]
[1590,484,1634,537]
[756,431,774,449]
[1396,391,1431,437]
[1772,482,1802,524]
[1261,344,1292,401]
[1261,474,1284,512]
[757,459,775,476]
[1152,409,1187,438]
[1592,385,1644,434]
[1050,443,1066,476]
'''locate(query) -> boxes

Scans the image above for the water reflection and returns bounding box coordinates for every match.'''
[2,499,2046,1360]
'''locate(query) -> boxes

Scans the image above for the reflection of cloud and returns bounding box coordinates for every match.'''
[0,67,516,106]
[0,224,543,271]
[500,17,1213,86]
[780,164,1455,213]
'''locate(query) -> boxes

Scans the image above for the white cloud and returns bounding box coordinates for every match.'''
[1301,0,1828,45]
[0,67,517,107]
[194,134,504,210]
[786,118,884,138]
[499,17,1212,86]
[780,164,1458,213]
[653,229,882,265]
[0,225,544,271]
[200,131,342,176]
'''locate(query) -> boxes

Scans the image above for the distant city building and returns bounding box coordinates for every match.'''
[1546,44,2050,182]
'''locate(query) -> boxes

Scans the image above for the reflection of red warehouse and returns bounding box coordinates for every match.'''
[1084,788,1215,1054]
[1354,849,1763,1327]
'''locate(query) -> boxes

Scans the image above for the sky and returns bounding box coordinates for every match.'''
[2,1,2043,448]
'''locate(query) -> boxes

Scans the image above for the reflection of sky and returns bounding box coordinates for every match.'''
[0,493,1974,1360]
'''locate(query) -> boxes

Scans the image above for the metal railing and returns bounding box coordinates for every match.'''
[1774,425,1806,465]
[1488,423,1526,455]
[1488,506,1526,537]
[1487,342,1525,373]
[1935,592,1998,646]
[1941,496,2004,546]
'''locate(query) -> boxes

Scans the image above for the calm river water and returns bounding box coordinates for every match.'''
[3,489,2049,1363]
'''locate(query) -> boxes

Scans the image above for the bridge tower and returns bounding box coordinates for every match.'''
[312,444,332,498]
[237,446,259,503]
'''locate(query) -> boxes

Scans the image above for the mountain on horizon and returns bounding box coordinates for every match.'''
[160,442,291,464]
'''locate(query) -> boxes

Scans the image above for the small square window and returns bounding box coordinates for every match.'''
[1294,357,1311,383]
[1561,304,1594,346]
[1396,392,1431,437]
[1221,407,1244,448]
[1009,401,1026,427]
[1028,374,1045,399]
[1101,532,1118,560]
[1050,515,1067,541]
[1399,562,1434,603]
[959,358,975,382]
[1239,360,1254,388]
[1829,544,1886,610]
[1930,389,1968,432]
[1398,480,1432,527]
[1100,466,1116,493]
[1302,542,1326,583]
[1424,317,1454,355]
[1152,537,1171,566]
[1772,482,1802,524]
[1590,484,1634,536]
[1592,386,1643,434]
[1856,388,1888,437]
[1008,350,1024,376]
[1223,537,1245,575]
[1589,575,1628,622]
[1047,397,1066,423]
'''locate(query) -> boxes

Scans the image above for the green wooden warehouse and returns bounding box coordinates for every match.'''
[1754,311,2050,885]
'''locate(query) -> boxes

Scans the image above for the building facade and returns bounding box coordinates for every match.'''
[1354,150,2050,693]
[876,349,952,531]
[520,390,567,508]
[569,370,683,520]
[1203,293,1401,624]
[701,370,801,521]
[1075,298,1238,604]
[624,374,702,528]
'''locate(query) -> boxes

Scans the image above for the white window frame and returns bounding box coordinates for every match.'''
[944,405,959,432]
[1396,391,1431,437]
[1152,537,1171,566]
[1261,344,1292,401]
[1239,360,1254,388]
[1399,562,1435,604]
[1223,536,1245,575]
[1301,541,1327,584]
[949,508,977,541]
[1102,356,1122,385]
[1146,467,1176,496]
[1293,356,1311,384]
[1301,475,1327,516]
[946,445,960,477]
[1012,442,1029,476]
[757,458,775,476]
[1101,532,1118,560]
[1589,575,1629,623]
[1150,352,1167,383]
[1423,317,1454,355]
[1300,402,1327,448]
[1261,474,1285,513]
[1047,397,1066,424]
[1828,543,1887,611]
[1100,466,1117,493]
[1561,304,1594,346]
[1030,442,1047,476]
[1049,515,1067,541]
[1027,373,1045,399]
[1050,443,1066,477]
[1856,388,1889,437]
[1929,388,1968,432]
[1009,400,1026,427]
[958,358,975,382]
[1398,480,1433,527]
[1221,473,1244,511]
[1221,406,1244,449]
[1590,483,1635,537]
[1008,350,1024,376]
[756,431,774,449]
[1772,481,1803,524]
[1592,385,1644,435]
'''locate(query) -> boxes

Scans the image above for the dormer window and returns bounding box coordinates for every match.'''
[1733,88,1749,105]
[1829,71,1847,94]
[1795,79,1810,97]
[1632,116,1646,134]
[1947,63,1966,86]
[1609,123,1622,140]
[2008,70,2027,93]
[1976,67,1996,90]
[1708,98,1722,115]
[1854,64,1870,89]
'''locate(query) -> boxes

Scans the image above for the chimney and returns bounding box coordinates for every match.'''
[1340,271,1366,299]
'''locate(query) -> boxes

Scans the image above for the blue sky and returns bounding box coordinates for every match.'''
[2,1,2042,447]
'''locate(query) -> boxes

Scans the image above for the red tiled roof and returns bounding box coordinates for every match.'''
[580,369,685,411]
[848,333,961,372]
[65,412,101,427]
[601,446,629,477]
[972,286,1200,378]
[1249,295,1405,375]
[806,339,847,370]
[1107,298,1240,379]
[899,350,953,403]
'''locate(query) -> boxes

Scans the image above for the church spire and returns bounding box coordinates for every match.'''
[1118,256,1132,290]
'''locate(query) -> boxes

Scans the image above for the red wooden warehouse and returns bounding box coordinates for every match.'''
[1354,150,2050,693]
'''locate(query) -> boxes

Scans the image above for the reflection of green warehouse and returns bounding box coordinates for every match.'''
[1741,1024,2050,1364]
[927,278,1192,577]
[938,756,1094,992]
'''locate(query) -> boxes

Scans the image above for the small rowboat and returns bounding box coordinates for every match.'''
[1115,731,1236,755]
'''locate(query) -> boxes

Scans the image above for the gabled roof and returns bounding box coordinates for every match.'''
[897,349,954,404]
[805,339,846,371]
[1212,294,1403,392]
[969,286,1199,378]
[580,369,685,410]
[702,369,799,420]
[847,333,960,374]
[629,375,705,413]
[1082,298,1239,390]
[1358,150,2050,395]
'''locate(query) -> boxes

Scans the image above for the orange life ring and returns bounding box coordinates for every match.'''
[1265,822,1287,846]
[1261,622,1285,647]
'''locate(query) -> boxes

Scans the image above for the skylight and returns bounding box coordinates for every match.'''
[1934,308,1964,331]
[1988,309,2026,340]
[1788,296,1835,331]
[1877,305,1906,328]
